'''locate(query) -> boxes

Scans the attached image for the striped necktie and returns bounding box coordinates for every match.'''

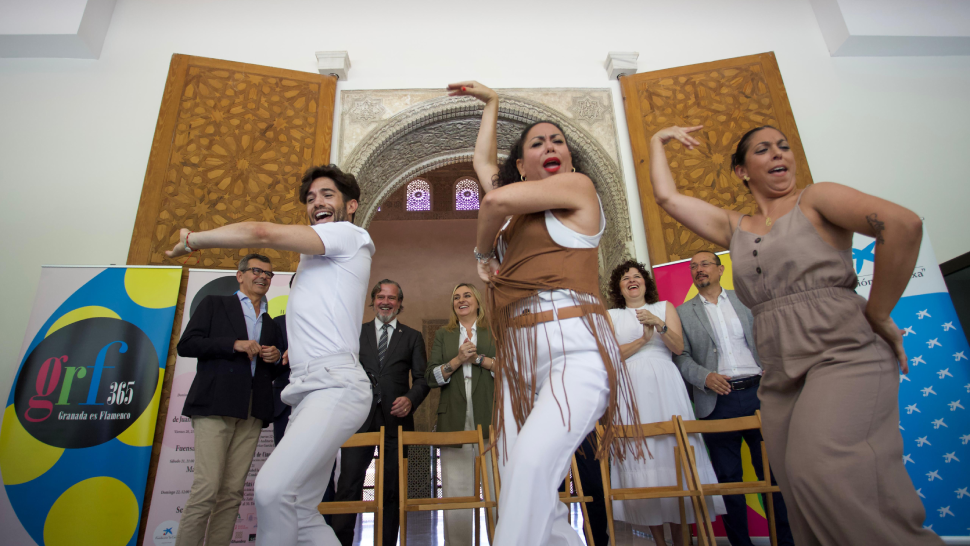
[378,323,390,366]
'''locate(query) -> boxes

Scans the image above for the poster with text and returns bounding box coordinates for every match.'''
[0,266,181,546]
[652,232,969,538]
[144,269,292,546]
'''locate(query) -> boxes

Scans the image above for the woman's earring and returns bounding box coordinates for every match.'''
[743,175,750,182]
[520,174,526,181]
[572,167,576,173]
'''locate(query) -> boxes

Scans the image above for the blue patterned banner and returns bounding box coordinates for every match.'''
[853,234,969,537]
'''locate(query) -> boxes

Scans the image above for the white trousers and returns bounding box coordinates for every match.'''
[441,445,497,545]
[254,353,372,546]
[493,315,611,546]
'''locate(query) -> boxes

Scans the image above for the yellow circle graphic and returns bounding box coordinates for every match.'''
[0,404,65,485]
[268,294,289,318]
[44,476,139,546]
[46,306,120,337]
[116,370,164,447]
[124,268,181,309]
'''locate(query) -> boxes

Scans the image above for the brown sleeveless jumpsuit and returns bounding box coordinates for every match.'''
[729,189,942,545]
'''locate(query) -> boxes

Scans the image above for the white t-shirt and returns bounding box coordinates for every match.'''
[287,221,375,365]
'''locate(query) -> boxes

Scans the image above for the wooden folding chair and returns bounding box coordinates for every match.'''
[487,425,597,545]
[399,425,496,546]
[598,419,716,546]
[677,410,781,546]
[317,427,385,546]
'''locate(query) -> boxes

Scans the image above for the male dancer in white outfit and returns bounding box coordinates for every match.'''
[166,164,375,546]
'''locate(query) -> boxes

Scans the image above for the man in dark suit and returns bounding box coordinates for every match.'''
[175,254,284,546]
[332,279,430,546]
[674,251,793,546]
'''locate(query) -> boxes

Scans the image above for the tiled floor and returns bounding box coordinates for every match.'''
[348,506,670,546]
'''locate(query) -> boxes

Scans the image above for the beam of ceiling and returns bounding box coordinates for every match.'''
[0,0,117,59]
[810,0,970,56]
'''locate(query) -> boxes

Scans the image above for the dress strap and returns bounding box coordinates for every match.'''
[795,185,812,206]
[734,214,747,233]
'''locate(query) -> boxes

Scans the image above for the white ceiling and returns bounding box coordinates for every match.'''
[0,0,116,58]
[1,0,968,59]
[810,0,970,55]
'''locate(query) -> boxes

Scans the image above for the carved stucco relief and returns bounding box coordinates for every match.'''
[337,89,635,296]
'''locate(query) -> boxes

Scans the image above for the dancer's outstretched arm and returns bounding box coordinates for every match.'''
[164,223,326,259]
[448,81,499,193]
[650,126,740,249]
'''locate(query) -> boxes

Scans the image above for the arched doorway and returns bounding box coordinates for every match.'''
[345,94,636,294]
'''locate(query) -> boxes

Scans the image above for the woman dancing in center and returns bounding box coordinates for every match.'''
[448,81,645,546]
[649,124,941,545]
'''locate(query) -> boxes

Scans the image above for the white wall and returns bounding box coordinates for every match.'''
[1,0,968,397]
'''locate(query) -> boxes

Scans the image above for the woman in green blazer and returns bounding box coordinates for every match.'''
[425,282,496,545]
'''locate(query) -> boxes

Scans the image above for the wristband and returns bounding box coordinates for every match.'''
[474,247,496,265]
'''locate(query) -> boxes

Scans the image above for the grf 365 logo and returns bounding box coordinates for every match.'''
[14,317,159,448]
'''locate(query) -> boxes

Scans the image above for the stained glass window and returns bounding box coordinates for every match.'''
[406,179,431,211]
[455,179,480,211]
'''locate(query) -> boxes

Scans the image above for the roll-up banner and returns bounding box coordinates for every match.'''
[0,266,181,546]
[652,231,969,539]
[144,269,292,546]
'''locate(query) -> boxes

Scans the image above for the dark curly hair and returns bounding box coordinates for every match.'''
[608,259,659,309]
[493,120,584,188]
[299,164,361,221]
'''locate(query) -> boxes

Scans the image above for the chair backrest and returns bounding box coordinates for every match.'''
[400,429,482,449]
[610,419,679,439]
[342,430,382,449]
[679,414,761,435]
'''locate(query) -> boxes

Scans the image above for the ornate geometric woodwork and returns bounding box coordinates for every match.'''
[620,52,813,265]
[127,54,337,271]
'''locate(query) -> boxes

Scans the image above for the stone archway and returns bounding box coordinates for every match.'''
[344,94,636,291]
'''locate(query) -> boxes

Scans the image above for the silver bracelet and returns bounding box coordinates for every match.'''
[473,247,496,264]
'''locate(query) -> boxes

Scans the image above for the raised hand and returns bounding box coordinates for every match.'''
[447,81,497,103]
[636,308,664,328]
[458,339,478,364]
[165,228,193,259]
[641,323,654,342]
[653,125,703,150]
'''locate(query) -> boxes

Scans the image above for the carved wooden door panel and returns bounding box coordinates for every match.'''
[127,54,337,271]
[620,52,813,266]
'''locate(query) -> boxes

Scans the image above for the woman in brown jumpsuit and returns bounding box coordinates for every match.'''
[649,125,942,545]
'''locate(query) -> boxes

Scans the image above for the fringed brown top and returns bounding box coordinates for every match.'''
[487,211,647,462]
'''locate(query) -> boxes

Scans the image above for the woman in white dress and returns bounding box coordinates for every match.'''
[607,260,725,545]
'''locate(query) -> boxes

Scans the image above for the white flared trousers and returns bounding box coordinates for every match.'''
[493,315,611,546]
[254,353,372,546]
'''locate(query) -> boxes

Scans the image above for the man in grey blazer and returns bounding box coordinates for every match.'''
[674,251,793,546]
